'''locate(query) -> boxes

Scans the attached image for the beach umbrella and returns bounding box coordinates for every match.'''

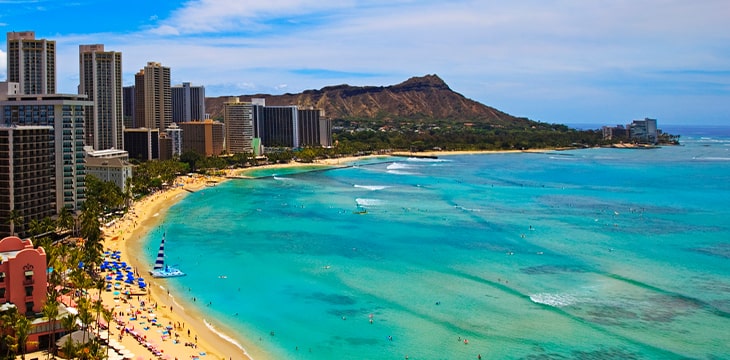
[113,291,120,296]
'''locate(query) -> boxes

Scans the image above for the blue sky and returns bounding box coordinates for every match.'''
[1,0,728,126]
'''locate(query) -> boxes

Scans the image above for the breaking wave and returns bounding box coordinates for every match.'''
[355,198,383,207]
[354,184,389,191]
[529,292,579,307]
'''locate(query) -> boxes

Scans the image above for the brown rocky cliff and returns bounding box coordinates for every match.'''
[205,74,529,127]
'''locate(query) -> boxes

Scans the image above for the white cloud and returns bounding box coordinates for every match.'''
[35,0,730,124]
[150,0,354,35]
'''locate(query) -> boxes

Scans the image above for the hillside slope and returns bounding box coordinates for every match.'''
[205,74,535,128]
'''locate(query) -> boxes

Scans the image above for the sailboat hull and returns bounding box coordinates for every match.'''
[149,267,185,278]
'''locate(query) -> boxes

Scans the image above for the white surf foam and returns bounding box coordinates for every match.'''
[354,184,389,191]
[356,198,383,207]
[387,162,413,170]
[529,292,578,307]
[455,205,481,212]
[405,157,450,163]
[203,318,252,358]
[387,170,415,175]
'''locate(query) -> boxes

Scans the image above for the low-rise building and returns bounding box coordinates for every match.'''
[0,236,48,315]
[85,156,133,191]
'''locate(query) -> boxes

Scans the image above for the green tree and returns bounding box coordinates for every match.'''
[15,314,31,360]
[41,298,60,360]
[0,306,20,358]
[7,209,23,237]
[180,150,203,172]
[60,313,78,360]
[85,175,124,212]
[56,207,75,235]
[78,200,103,272]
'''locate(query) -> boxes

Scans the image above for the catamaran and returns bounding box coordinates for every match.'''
[149,233,185,278]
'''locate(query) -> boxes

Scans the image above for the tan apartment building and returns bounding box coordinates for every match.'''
[6,31,56,95]
[179,119,224,157]
[79,44,123,151]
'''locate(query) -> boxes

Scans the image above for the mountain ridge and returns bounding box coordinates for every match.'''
[205,74,534,128]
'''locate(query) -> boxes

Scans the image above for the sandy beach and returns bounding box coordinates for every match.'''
[99,173,255,360]
[92,150,544,360]
[95,156,377,360]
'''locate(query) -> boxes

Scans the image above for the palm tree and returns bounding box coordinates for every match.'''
[0,306,20,358]
[42,298,60,359]
[78,200,104,271]
[7,209,23,236]
[101,307,113,359]
[15,314,31,360]
[123,177,134,210]
[59,313,78,360]
[28,218,43,240]
[57,207,75,236]
[76,299,94,343]
[92,281,105,337]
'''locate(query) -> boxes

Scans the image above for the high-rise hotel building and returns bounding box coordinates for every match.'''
[79,44,123,151]
[1,94,93,216]
[6,31,56,95]
[2,32,90,237]
[223,97,254,154]
[133,62,171,133]
[172,82,205,123]
[0,125,55,237]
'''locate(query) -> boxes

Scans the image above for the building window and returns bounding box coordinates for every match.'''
[0,272,4,283]
[0,288,5,299]
[25,286,33,297]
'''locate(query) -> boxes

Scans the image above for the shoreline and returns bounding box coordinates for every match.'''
[98,149,568,360]
[102,175,259,360]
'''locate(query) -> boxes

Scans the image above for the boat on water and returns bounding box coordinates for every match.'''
[149,233,185,278]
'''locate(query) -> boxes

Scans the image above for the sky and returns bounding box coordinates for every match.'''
[1,0,728,126]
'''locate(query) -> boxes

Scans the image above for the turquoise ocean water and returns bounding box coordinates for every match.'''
[144,127,730,359]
